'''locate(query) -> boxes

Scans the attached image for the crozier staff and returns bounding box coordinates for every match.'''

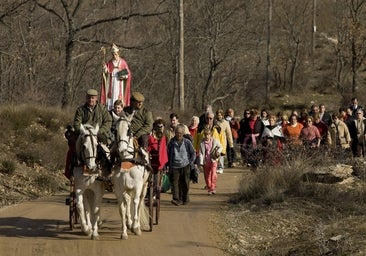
[100,43,132,110]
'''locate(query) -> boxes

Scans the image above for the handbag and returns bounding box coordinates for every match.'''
[161,173,171,193]
[190,166,199,183]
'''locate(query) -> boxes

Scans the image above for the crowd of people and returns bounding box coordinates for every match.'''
[66,87,366,207]
[65,44,366,207]
[234,99,365,167]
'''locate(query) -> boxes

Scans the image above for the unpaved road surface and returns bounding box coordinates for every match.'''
[0,168,242,256]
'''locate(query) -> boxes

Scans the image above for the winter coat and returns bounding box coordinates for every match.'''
[329,120,351,149]
[123,106,153,139]
[216,118,234,148]
[73,103,112,143]
[198,138,222,166]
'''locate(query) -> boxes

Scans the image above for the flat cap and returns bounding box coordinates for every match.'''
[87,89,98,96]
[131,92,145,102]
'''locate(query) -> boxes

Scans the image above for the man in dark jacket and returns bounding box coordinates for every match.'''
[319,104,332,127]
[123,91,154,149]
[73,89,112,144]
[349,108,366,157]
[167,124,196,205]
[123,92,154,167]
[65,89,112,179]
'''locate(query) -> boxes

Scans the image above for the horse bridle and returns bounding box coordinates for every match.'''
[80,127,98,164]
[116,117,136,155]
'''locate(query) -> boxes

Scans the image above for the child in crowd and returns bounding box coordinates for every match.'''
[199,128,222,195]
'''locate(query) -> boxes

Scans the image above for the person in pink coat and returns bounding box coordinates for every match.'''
[199,127,222,195]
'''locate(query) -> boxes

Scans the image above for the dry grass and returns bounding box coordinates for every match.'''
[0,105,71,207]
[222,146,366,255]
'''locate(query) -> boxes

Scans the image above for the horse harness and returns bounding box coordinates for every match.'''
[77,126,109,176]
[114,116,149,172]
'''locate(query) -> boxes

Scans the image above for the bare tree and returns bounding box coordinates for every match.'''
[33,0,167,108]
[185,0,257,110]
[273,0,312,92]
[345,0,366,93]
[2,0,363,114]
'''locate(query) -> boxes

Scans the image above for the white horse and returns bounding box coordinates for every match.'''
[73,124,104,240]
[111,114,150,240]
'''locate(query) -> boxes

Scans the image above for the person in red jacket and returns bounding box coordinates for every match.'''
[313,113,329,146]
[148,119,168,174]
[148,119,169,195]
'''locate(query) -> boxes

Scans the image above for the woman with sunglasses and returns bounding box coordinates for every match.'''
[238,109,265,168]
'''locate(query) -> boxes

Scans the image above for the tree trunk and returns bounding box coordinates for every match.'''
[351,37,358,93]
[290,41,300,92]
[62,39,74,109]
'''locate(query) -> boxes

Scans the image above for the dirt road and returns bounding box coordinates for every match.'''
[0,168,242,256]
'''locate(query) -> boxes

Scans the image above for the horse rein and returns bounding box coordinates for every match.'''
[80,128,98,165]
[116,117,136,156]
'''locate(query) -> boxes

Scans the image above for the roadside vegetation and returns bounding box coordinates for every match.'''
[222,147,366,255]
[2,105,366,255]
[0,105,71,207]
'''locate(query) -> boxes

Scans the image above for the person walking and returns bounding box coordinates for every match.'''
[148,119,169,193]
[283,114,304,148]
[238,109,264,167]
[199,127,222,195]
[148,119,168,173]
[350,97,363,118]
[349,109,366,157]
[215,109,233,174]
[193,111,225,156]
[260,109,270,126]
[166,113,190,142]
[313,113,330,146]
[188,115,200,138]
[329,113,351,150]
[319,104,332,126]
[300,116,321,149]
[261,114,285,165]
[167,124,196,206]
[225,108,240,168]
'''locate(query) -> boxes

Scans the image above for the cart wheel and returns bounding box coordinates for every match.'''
[148,177,154,232]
